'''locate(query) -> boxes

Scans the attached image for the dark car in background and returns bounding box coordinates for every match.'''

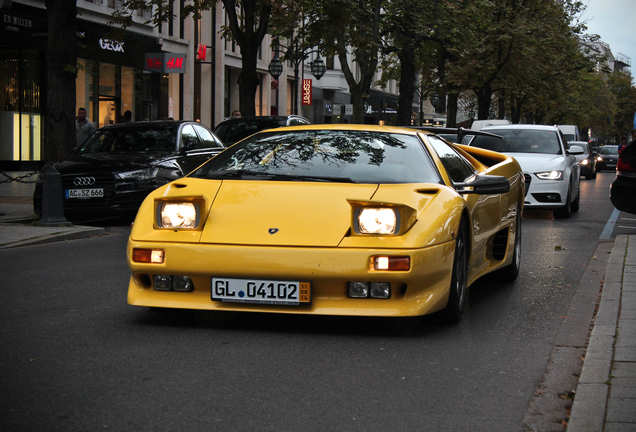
[610,140,636,214]
[569,141,597,179]
[213,115,310,146]
[34,121,225,220]
[596,146,619,171]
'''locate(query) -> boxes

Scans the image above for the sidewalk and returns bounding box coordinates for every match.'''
[567,234,636,431]
[0,171,104,249]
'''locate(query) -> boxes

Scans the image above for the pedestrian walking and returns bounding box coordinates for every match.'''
[75,107,96,147]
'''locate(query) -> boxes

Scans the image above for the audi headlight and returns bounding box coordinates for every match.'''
[116,168,159,181]
[535,170,563,180]
[158,202,199,229]
[356,208,398,235]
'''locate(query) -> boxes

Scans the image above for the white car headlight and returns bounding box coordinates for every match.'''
[116,168,159,181]
[357,208,398,235]
[535,170,563,180]
[159,202,199,229]
[581,159,589,165]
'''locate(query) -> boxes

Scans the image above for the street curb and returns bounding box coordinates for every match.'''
[0,225,106,249]
[566,236,627,431]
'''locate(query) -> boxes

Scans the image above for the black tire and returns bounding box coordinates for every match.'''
[554,182,572,219]
[571,181,580,212]
[441,220,468,323]
[495,209,521,283]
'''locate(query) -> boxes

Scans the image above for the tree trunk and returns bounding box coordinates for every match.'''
[446,93,458,127]
[396,49,416,126]
[475,85,492,120]
[45,0,77,164]
[238,46,260,117]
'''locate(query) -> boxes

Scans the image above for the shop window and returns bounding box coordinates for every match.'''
[1,48,43,164]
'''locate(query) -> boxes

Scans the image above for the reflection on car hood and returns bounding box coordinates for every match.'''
[199,181,379,247]
[53,152,175,174]
[502,153,568,173]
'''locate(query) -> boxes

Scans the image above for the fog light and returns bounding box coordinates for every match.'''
[349,282,369,298]
[172,276,194,292]
[370,282,391,299]
[154,275,172,291]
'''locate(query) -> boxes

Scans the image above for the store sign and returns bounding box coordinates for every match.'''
[144,53,186,74]
[302,79,312,106]
[99,38,124,53]
[1,11,46,38]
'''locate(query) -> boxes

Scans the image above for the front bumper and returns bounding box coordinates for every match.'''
[127,240,456,317]
[523,174,567,210]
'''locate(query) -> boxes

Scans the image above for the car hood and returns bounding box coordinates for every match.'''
[52,152,176,174]
[502,153,568,173]
[131,179,457,248]
[199,181,379,247]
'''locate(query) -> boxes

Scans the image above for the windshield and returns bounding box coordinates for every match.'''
[600,146,618,155]
[213,118,286,144]
[76,124,178,154]
[471,129,562,154]
[191,130,441,184]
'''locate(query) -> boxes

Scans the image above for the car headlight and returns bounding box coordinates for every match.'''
[356,208,398,235]
[597,156,603,162]
[116,168,159,181]
[581,159,589,165]
[535,170,563,180]
[158,202,199,229]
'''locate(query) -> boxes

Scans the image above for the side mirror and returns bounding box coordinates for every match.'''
[455,174,511,195]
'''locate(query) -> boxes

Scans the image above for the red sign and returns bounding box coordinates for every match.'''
[302,79,312,105]
[144,53,186,73]
[196,44,207,61]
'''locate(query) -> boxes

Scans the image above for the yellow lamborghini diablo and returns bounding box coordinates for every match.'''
[127,124,524,322]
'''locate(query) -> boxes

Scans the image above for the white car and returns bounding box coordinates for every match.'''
[469,124,583,219]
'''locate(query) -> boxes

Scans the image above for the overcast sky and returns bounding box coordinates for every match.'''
[580,0,636,70]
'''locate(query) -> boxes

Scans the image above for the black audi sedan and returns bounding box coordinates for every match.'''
[34,121,225,220]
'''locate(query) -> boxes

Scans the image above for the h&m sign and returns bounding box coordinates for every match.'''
[144,53,186,74]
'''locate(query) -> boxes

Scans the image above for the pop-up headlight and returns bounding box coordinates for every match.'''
[357,208,398,235]
[158,202,199,229]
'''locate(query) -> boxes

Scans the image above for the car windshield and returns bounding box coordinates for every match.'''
[213,118,287,144]
[76,124,178,154]
[600,146,618,155]
[190,130,441,184]
[471,129,562,154]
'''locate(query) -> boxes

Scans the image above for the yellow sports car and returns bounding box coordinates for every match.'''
[127,125,524,322]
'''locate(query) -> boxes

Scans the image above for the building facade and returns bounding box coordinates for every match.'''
[1,0,415,170]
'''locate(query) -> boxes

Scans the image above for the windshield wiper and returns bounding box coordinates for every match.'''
[204,169,275,179]
[269,174,358,183]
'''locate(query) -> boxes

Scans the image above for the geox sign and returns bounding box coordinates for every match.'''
[99,38,125,53]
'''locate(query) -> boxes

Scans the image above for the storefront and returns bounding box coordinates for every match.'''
[1,3,175,170]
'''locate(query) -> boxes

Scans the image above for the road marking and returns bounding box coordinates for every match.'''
[600,208,620,239]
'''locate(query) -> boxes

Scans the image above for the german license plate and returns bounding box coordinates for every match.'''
[211,278,311,305]
[66,188,104,198]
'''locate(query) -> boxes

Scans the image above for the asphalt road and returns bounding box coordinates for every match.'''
[0,171,624,432]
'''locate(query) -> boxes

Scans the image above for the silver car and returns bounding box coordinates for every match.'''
[470,124,583,219]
